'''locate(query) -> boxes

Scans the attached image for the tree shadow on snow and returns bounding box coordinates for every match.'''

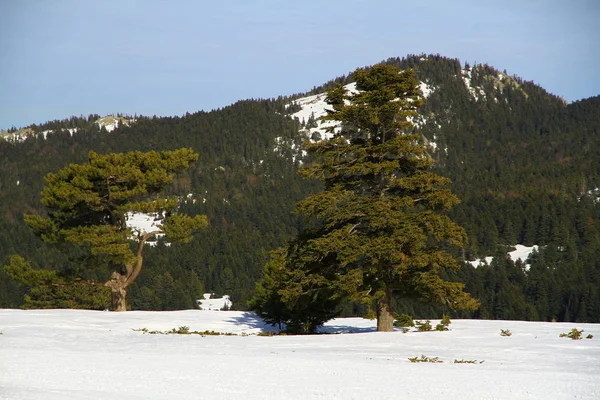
[225,312,279,333]
[318,325,377,334]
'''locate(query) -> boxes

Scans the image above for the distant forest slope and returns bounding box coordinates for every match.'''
[1,55,598,322]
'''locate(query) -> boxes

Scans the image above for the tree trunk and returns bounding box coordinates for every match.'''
[103,232,158,311]
[106,272,127,311]
[376,289,394,332]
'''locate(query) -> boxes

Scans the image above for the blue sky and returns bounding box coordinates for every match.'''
[1,0,598,130]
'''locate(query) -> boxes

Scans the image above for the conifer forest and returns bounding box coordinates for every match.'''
[1,55,599,324]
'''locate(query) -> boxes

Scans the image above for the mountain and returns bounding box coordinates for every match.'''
[1,54,599,322]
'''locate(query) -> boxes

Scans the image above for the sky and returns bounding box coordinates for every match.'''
[1,0,598,130]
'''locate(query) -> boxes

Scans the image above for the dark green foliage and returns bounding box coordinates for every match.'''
[248,248,340,334]
[435,314,451,331]
[6,149,207,310]
[394,313,415,327]
[415,319,433,332]
[4,255,110,310]
[0,54,598,322]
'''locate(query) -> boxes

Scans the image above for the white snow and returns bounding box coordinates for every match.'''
[95,116,136,132]
[125,211,165,245]
[461,67,486,102]
[419,81,434,98]
[469,244,539,269]
[197,293,233,310]
[586,188,600,203]
[1,309,599,399]
[288,80,433,143]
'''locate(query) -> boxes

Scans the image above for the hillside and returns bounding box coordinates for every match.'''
[0,54,599,322]
[1,309,599,399]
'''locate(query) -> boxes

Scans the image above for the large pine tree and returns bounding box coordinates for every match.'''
[293,63,478,331]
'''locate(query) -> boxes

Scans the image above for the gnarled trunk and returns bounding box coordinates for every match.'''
[106,272,128,311]
[103,231,158,311]
[376,289,394,332]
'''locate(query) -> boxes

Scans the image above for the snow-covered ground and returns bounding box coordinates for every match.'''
[1,309,599,399]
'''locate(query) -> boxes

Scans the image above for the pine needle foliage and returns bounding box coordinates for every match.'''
[8,148,208,311]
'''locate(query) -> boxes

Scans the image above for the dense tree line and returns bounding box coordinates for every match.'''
[1,55,598,322]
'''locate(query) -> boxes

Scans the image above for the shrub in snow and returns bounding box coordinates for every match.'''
[559,328,584,340]
[586,334,593,339]
[500,329,512,337]
[393,313,414,327]
[435,314,451,331]
[133,326,235,336]
[415,320,433,332]
[408,355,443,363]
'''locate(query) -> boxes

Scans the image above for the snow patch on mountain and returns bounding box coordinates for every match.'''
[461,67,486,102]
[40,128,79,139]
[583,187,600,203]
[95,115,135,132]
[0,127,35,143]
[468,244,539,270]
[287,80,434,143]
[273,136,306,163]
[1,115,135,143]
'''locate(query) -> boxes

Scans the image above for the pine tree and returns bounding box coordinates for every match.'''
[249,247,340,334]
[293,63,478,331]
[9,148,208,311]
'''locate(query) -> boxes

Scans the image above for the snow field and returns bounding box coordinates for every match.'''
[1,309,599,399]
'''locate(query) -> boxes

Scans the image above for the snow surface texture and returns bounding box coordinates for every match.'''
[197,293,232,310]
[468,244,538,269]
[1,309,599,399]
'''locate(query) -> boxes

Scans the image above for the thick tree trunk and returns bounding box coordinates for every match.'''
[106,272,128,311]
[376,289,394,332]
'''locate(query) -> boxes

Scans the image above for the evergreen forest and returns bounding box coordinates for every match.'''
[1,54,599,323]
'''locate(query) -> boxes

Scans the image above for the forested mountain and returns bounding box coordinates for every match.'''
[1,54,599,322]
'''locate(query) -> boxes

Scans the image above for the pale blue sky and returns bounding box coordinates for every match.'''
[1,0,598,129]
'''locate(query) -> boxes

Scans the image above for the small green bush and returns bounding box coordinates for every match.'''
[586,334,593,339]
[415,320,432,332]
[559,328,584,340]
[133,327,235,336]
[500,329,512,337]
[172,326,190,334]
[435,315,451,331]
[394,313,414,327]
[408,355,443,363]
